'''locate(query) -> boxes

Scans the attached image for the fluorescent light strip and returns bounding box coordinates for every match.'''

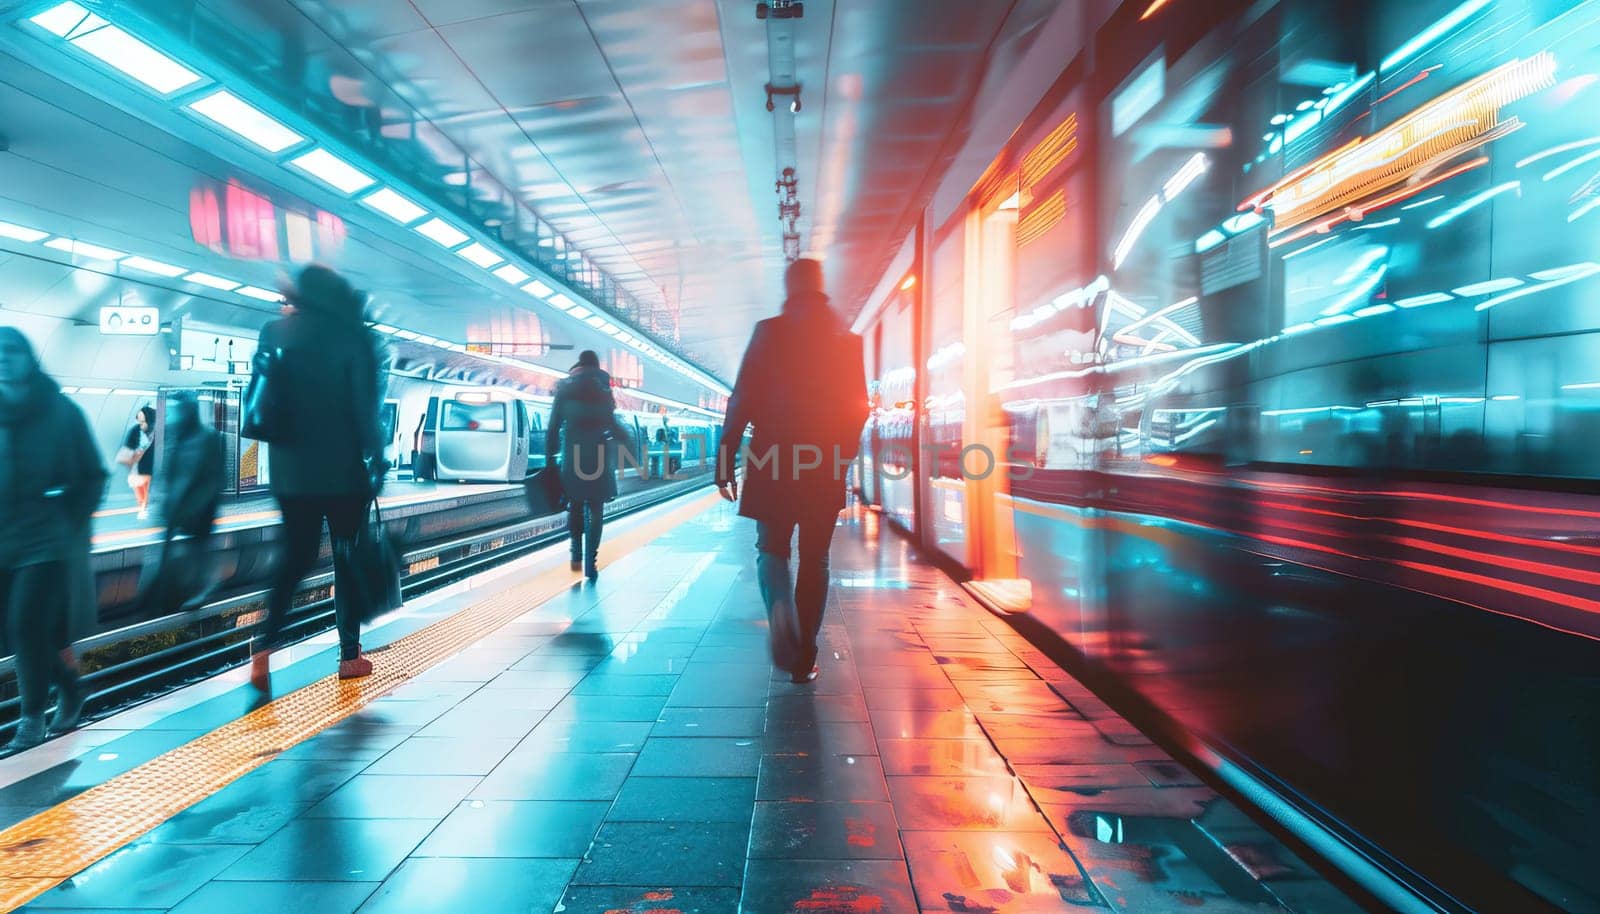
[288,148,373,194]
[414,218,468,249]
[1531,262,1600,282]
[235,286,282,302]
[183,271,240,291]
[1570,196,1600,223]
[1279,236,1339,261]
[62,17,204,95]
[120,256,186,277]
[455,243,502,268]
[0,221,50,243]
[1353,303,1396,317]
[492,264,529,285]
[566,304,592,320]
[29,2,97,36]
[44,238,125,261]
[361,188,428,224]
[524,279,554,298]
[1452,277,1523,296]
[1353,218,1401,231]
[584,315,608,328]
[186,90,302,153]
[1381,0,1493,74]
[1162,153,1209,200]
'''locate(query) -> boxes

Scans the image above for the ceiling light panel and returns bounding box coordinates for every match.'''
[50,12,205,95]
[183,271,240,290]
[44,237,125,260]
[0,221,49,243]
[524,279,554,298]
[414,218,468,248]
[361,188,428,224]
[492,264,529,285]
[235,285,282,302]
[120,255,186,277]
[288,148,374,194]
[455,243,502,268]
[186,90,302,153]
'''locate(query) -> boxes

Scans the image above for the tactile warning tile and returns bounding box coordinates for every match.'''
[0,492,719,912]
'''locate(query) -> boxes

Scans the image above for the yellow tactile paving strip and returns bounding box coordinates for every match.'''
[0,491,720,911]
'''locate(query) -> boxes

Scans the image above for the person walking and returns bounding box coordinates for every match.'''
[250,265,387,691]
[0,327,106,751]
[120,405,156,520]
[547,350,626,579]
[715,258,868,683]
[137,391,225,616]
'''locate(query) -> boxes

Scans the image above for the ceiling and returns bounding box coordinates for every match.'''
[175,0,1067,377]
[0,0,1068,383]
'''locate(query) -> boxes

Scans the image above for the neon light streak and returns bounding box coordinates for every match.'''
[1116,296,1200,344]
[1282,322,1316,335]
[1280,236,1339,259]
[1452,277,1524,296]
[1474,262,1600,310]
[1517,136,1600,168]
[1112,196,1161,269]
[1393,292,1452,309]
[1322,71,1375,119]
[1139,0,1171,20]
[1543,147,1600,181]
[1336,247,1389,285]
[1425,181,1520,229]
[1163,153,1209,200]
[1320,265,1387,316]
[1400,194,1446,210]
[1353,217,1401,230]
[1380,0,1494,73]
[1269,155,1491,247]
[1373,66,1441,106]
[1569,196,1600,222]
[1353,303,1395,317]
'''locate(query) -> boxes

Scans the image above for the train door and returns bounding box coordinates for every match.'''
[511,400,530,478]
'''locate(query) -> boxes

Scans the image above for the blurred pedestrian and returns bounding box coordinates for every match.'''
[547,350,626,579]
[0,327,106,751]
[716,258,868,683]
[119,405,156,520]
[136,391,225,616]
[250,265,387,691]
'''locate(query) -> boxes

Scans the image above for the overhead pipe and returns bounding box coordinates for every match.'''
[758,0,805,261]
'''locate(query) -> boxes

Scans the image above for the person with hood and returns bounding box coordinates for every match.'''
[0,327,106,751]
[715,258,868,683]
[547,349,626,579]
[250,264,387,691]
[136,391,225,615]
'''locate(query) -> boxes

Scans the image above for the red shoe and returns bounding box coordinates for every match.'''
[249,652,271,692]
[338,654,374,680]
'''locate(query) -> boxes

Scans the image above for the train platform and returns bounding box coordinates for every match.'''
[89,481,517,548]
[0,494,1359,913]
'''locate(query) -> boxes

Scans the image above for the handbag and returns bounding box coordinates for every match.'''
[522,465,568,516]
[241,346,285,442]
[348,499,403,623]
[114,445,141,467]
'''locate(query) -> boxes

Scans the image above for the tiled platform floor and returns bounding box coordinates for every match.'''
[16,501,1359,913]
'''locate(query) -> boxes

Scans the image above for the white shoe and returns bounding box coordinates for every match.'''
[136,509,149,520]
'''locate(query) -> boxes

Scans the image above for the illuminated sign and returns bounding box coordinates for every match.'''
[99,305,159,335]
[190,178,346,262]
[1111,55,1165,137]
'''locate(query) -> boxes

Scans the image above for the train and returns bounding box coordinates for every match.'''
[408,386,721,484]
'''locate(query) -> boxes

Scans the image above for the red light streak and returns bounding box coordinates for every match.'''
[1372,65,1442,107]
[1394,559,1600,626]
[1267,155,1489,248]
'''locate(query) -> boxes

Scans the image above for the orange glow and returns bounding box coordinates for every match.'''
[1146,455,1179,467]
[900,274,917,291]
[1373,64,1442,107]
[1268,155,1489,247]
[1266,54,1555,236]
[1140,0,1171,19]
[1017,190,1067,247]
[1021,113,1079,188]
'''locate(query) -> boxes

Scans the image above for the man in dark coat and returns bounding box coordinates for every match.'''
[716,258,869,682]
[0,327,105,751]
[137,391,225,615]
[547,350,625,579]
[250,265,387,690]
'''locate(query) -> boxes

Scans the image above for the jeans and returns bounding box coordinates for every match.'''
[755,515,838,670]
[261,495,366,661]
[2,562,72,721]
[568,498,605,565]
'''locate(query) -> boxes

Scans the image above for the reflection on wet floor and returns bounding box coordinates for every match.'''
[2,503,1358,912]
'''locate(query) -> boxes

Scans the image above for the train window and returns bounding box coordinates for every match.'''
[441,400,506,432]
